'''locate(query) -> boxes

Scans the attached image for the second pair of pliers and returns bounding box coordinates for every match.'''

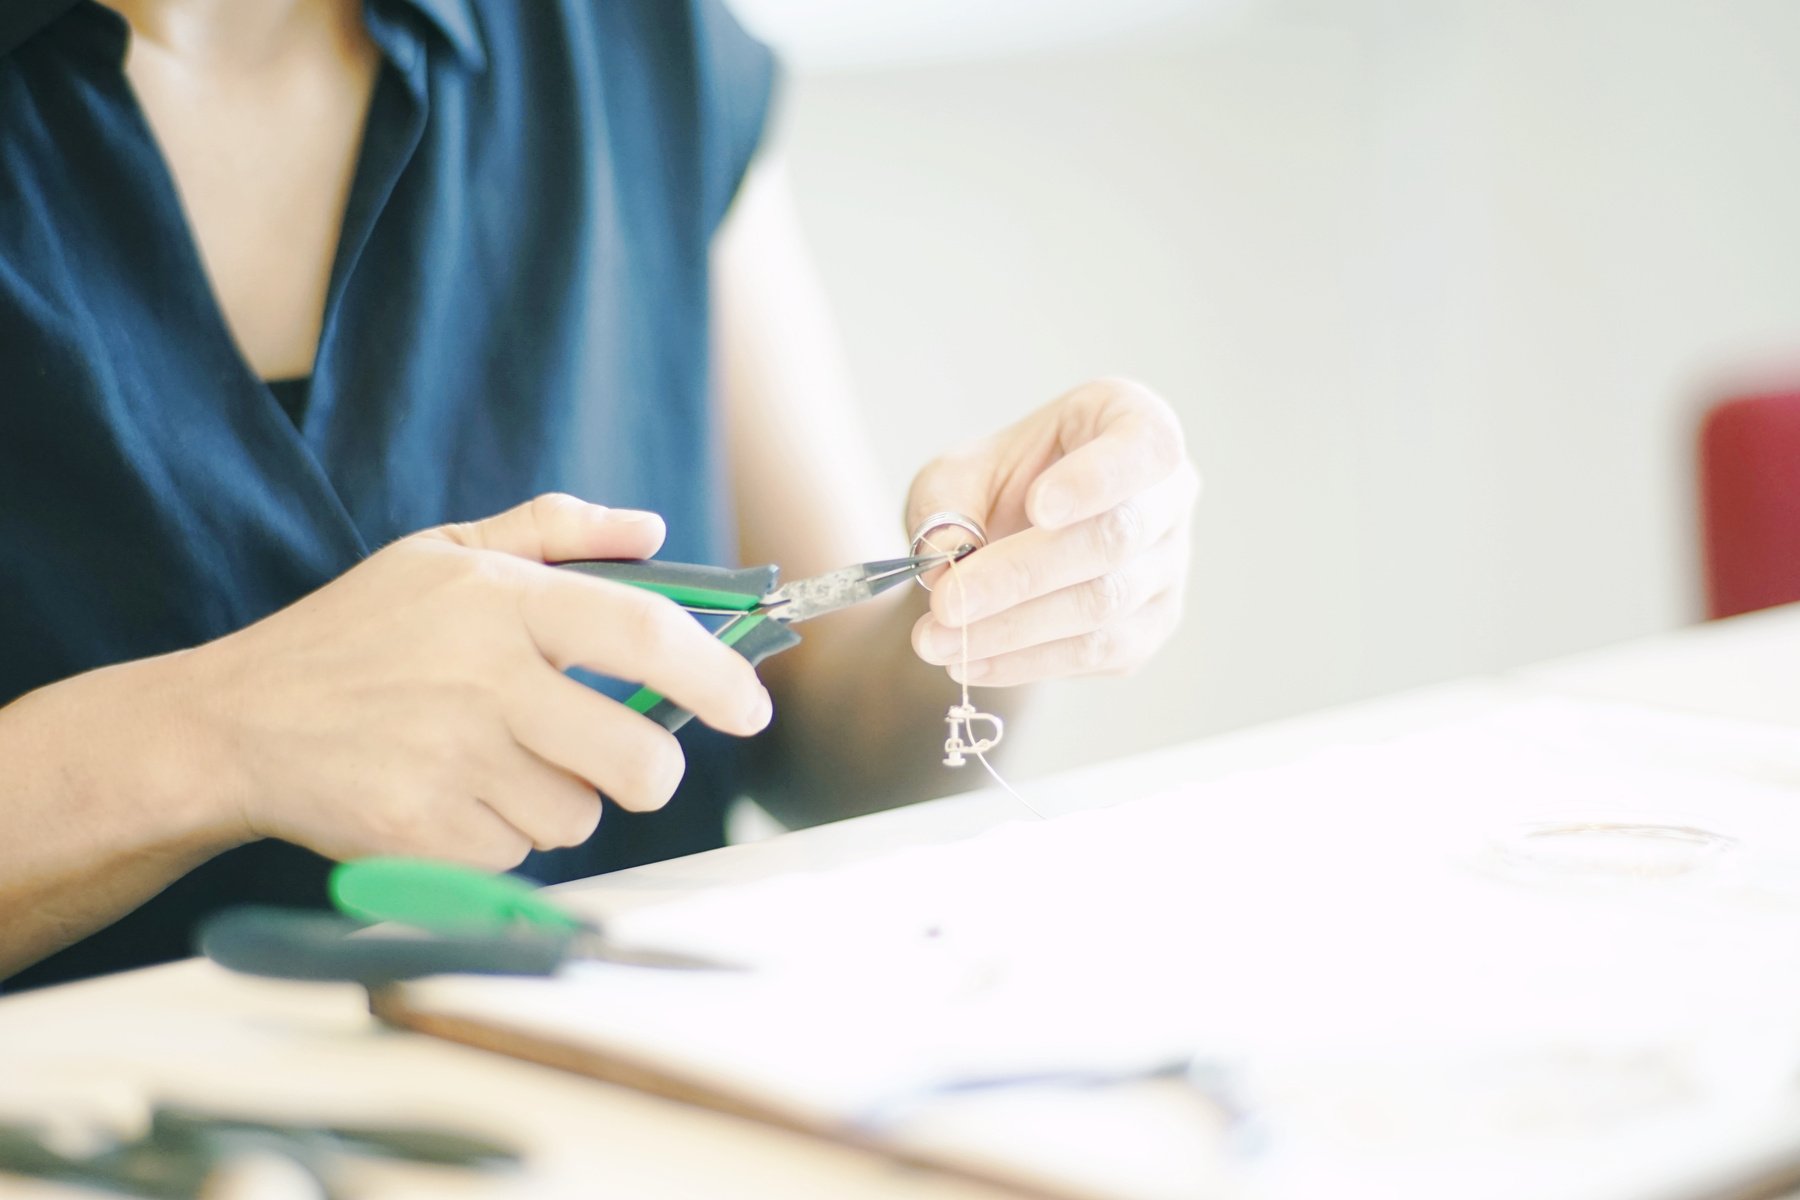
[197,857,727,985]
[557,552,961,732]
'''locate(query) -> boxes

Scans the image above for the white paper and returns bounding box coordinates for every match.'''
[407,697,1800,1200]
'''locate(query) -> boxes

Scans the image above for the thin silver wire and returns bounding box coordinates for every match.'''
[921,533,1046,821]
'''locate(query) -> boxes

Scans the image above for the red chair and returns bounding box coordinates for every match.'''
[1700,390,1800,619]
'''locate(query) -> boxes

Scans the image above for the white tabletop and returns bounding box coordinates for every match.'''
[4,606,1799,1199]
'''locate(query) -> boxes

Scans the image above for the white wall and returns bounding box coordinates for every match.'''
[750,0,1800,778]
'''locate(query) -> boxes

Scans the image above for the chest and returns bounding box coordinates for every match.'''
[118,17,379,379]
[0,5,718,559]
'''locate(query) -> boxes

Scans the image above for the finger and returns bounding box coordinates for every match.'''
[949,590,1181,687]
[503,666,690,813]
[427,799,537,872]
[913,522,984,591]
[903,443,1000,544]
[934,462,1197,627]
[913,531,1185,664]
[476,747,603,851]
[430,492,668,564]
[516,571,774,737]
[904,447,1003,591]
[1027,380,1190,530]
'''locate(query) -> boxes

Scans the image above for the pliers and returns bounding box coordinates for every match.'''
[556,552,965,732]
[197,857,734,985]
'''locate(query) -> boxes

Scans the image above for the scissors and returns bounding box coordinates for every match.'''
[198,857,733,986]
[555,551,967,732]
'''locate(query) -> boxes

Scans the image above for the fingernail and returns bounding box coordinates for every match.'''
[949,659,987,685]
[611,509,662,525]
[920,621,959,663]
[745,689,773,732]
[1034,486,1071,528]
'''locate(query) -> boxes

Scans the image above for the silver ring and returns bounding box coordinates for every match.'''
[909,511,988,591]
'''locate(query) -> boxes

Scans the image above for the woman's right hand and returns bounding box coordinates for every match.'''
[179,494,773,869]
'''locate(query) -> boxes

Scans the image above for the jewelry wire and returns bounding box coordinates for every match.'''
[921,533,1045,820]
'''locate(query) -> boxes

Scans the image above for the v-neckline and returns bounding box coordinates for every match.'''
[265,375,313,429]
[98,3,417,446]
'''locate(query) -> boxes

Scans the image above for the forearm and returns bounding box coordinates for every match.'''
[748,586,1030,829]
[0,652,246,979]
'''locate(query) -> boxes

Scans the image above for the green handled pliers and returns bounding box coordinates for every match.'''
[197,857,732,985]
[196,554,966,986]
[556,552,961,732]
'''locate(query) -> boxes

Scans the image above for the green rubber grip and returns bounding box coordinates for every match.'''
[329,858,581,933]
[628,612,802,732]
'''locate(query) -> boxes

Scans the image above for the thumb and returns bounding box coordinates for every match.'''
[428,493,667,564]
[905,449,1001,592]
[904,446,1000,548]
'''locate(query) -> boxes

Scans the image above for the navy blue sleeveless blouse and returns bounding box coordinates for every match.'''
[0,0,776,986]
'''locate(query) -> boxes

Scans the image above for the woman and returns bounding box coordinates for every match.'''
[0,0,1199,986]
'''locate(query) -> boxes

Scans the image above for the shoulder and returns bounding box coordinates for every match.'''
[462,0,776,230]
[451,0,776,127]
[460,0,770,71]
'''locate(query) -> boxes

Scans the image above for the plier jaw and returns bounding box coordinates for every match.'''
[551,545,976,733]
[761,550,970,624]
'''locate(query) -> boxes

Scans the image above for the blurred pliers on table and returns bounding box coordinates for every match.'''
[199,856,733,983]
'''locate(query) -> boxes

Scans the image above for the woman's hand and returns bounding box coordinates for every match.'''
[183,494,772,869]
[905,379,1199,686]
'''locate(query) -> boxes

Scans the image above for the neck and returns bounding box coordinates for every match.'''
[102,0,351,66]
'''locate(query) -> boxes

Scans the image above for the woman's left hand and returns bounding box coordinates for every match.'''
[905,378,1200,686]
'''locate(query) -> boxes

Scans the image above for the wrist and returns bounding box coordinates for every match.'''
[85,648,258,855]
